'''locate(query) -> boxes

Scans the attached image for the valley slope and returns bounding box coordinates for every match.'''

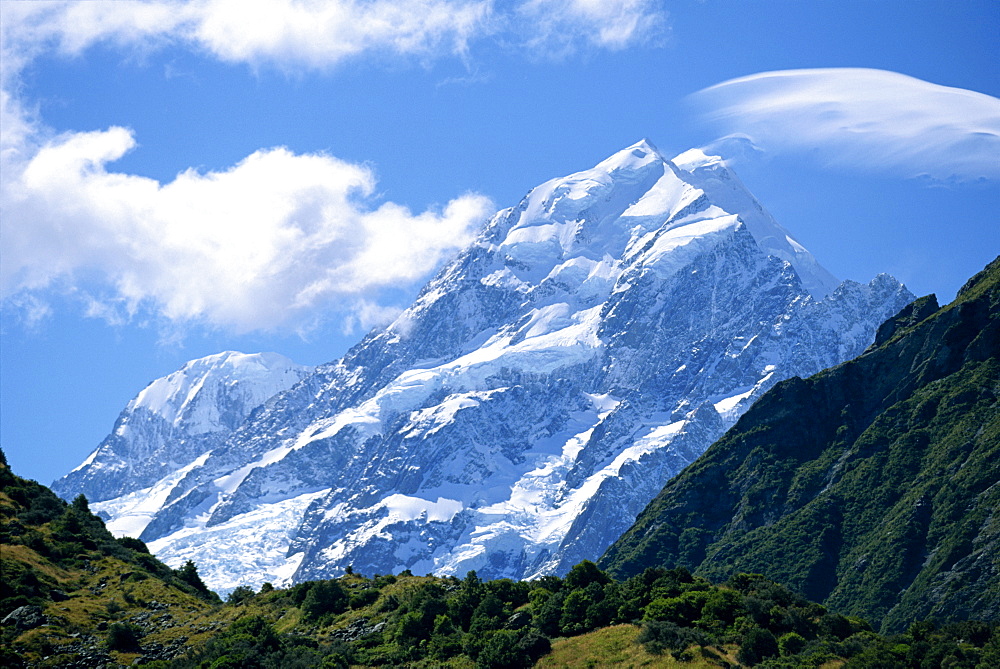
[600,256,1000,632]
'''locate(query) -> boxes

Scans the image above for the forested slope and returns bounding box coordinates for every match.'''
[600,257,1000,633]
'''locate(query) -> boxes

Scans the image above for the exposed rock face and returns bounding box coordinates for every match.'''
[600,257,1000,632]
[2,605,47,631]
[56,141,913,593]
[51,352,312,532]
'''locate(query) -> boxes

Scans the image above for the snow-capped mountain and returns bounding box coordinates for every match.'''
[52,351,313,533]
[56,141,914,592]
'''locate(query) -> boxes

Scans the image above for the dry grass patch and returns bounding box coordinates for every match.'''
[535,625,734,669]
[2,544,73,583]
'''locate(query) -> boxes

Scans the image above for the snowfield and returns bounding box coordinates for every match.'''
[57,141,914,592]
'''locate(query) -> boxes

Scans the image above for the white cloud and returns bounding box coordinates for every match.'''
[0,1,490,72]
[515,0,666,54]
[1,0,667,73]
[691,68,1000,182]
[1,127,492,332]
[0,0,668,333]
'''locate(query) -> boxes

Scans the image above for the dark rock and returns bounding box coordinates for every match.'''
[505,610,532,630]
[330,617,387,641]
[1,605,46,631]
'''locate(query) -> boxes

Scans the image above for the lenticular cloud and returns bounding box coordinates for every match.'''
[692,68,1000,182]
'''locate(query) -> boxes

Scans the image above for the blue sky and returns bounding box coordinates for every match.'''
[2,0,998,486]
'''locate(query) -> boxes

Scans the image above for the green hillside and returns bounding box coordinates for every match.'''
[5,257,1000,665]
[600,257,1000,633]
[0,449,228,667]
[3,432,999,666]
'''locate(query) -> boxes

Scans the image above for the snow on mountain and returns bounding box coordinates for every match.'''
[54,141,914,593]
[52,351,313,531]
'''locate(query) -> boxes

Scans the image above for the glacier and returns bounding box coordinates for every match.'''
[55,140,915,593]
[52,351,313,522]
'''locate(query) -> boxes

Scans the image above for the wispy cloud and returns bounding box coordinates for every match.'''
[0,0,668,333]
[1,0,667,73]
[0,1,490,72]
[691,68,1000,182]
[514,0,667,56]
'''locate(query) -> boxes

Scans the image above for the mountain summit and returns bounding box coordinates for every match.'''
[56,142,914,592]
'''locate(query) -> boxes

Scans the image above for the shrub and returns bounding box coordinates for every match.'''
[738,627,779,666]
[227,586,256,605]
[174,560,218,602]
[819,612,854,640]
[349,588,379,610]
[644,590,710,626]
[638,620,711,655]
[477,630,526,669]
[106,622,143,651]
[302,580,348,621]
[117,536,150,554]
[516,629,551,664]
[779,631,807,656]
[564,560,611,590]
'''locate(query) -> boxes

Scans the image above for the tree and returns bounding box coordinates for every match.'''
[564,560,611,590]
[477,630,525,669]
[469,592,504,634]
[175,560,214,599]
[779,631,807,656]
[643,591,710,627]
[227,585,256,605]
[301,580,348,621]
[117,536,150,554]
[737,627,779,666]
[560,589,592,635]
[428,614,462,660]
[71,494,91,514]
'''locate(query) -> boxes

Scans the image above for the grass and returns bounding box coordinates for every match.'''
[536,624,738,668]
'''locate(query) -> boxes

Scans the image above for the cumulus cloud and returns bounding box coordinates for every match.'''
[0,0,669,332]
[691,68,1000,182]
[1,128,491,332]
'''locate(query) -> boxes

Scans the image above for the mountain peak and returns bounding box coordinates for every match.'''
[592,138,666,174]
[132,351,310,426]
[671,146,726,173]
[55,140,914,592]
[665,147,840,299]
[51,350,312,506]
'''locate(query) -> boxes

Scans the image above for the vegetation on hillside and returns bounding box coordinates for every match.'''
[4,257,998,665]
[1,450,223,667]
[600,257,1000,633]
[4,453,998,668]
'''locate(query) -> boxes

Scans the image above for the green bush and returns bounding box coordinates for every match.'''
[117,536,150,554]
[348,587,379,609]
[738,627,779,666]
[227,585,256,605]
[174,560,219,602]
[106,622,143,652]
[477,630,525,669]
[638,620,712,655]
[779,631,807,656]
[301,580,348,621]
